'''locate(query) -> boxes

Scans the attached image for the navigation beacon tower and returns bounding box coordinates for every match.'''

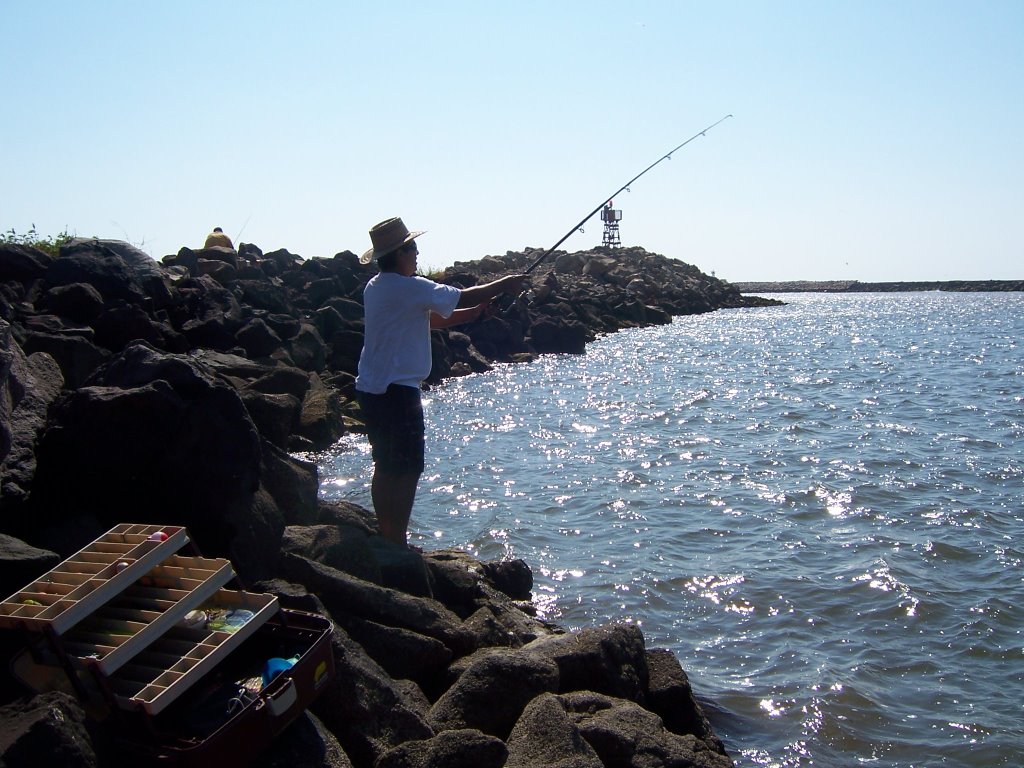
[601,200,622,248]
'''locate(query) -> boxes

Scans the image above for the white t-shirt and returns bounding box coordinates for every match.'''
[355,272,461,394]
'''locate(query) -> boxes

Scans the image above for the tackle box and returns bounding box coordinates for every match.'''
[0,523,335,765]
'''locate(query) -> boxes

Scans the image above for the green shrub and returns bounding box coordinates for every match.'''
[1,225,75,258]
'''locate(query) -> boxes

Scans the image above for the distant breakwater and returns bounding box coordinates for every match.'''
[732,279,1024,293]
[0,238,773,766]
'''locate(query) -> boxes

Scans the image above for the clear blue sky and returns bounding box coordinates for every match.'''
[3,1,1022,281]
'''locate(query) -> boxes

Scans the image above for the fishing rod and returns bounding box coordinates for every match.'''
[523,114,733,276]
[235,213,252,245]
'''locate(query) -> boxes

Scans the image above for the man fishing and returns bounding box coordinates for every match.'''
[355,217,527,547]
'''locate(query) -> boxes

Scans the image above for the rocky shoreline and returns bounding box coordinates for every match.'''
[1,237,778,766]
[731,278,1024,293]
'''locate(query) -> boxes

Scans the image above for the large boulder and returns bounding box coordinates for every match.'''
[522,623,649,703]
[0,533,59,604]
[646,648,726,751]
[505,692,602,768]
[376,728,507,768]
[0,243,52,283]
[526,316,591,355]
[45,239,150,307]
[280,553,475,654]
[560,691,734,768]
[0,691,97,768]
[428,649,560,739]
[26,343,271,569]
[251,711,355,768]
[0,323,64,510]
[310,627,434,768]
[20,330,107,389]
[297,373,346,449]
[35,282,105,324]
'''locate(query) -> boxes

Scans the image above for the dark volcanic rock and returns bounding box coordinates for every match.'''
[0,243,53,283]
[0,324,64,506]
[375,728,507,768]
[522,623,650,703]
[505,692,602,768]
[0,533,59,603]
[0,691,97,768]
[428,649,560,738]
[560,690,733,768]
[310,627,434,768]
[646,648,726,751]
[24,343,279,578]
[251,711,355,768]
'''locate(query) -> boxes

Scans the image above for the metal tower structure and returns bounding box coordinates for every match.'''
[601,201,622,248]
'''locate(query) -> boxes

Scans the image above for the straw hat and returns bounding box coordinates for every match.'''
[360,217,425,264]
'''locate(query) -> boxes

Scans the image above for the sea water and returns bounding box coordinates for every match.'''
[317,292,1024,767]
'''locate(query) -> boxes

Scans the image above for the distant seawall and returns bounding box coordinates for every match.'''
[730,279,1024,293]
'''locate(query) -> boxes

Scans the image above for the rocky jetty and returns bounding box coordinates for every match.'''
[732,279,1024,293]
[0,237,767,766]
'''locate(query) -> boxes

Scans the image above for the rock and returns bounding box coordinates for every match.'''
[527,317,591,354]
[281,524,381,583]
[237,317,284,358]
[250,710,355,768]
[288,323,328,372]
[234,279,293,314]
[259,441,319,524]
[36,282,105,323]
[26,343,270,568]
[246,365,312,400]
[310,626,434,768]
[335,613,452,689]
[0,326,64,507]
[250,578,329,615]
[371,541,434,598]
[196,246,238,268]
[315,499,378,536]
[0,243,52,282]
[560,690,734,768]
[321,296,365,323]
[0,691,98,768]
[91,303,174,352]
[279,553,476,655]
[421,549,488,618]
[46,240,148,307]
[428,649,560,738]
[481,557,534,600]
[196,258,238,283]
[298,373,346,449]
[375,728,507,768]
[460,594,556,650]
[646,649,727,753]
[522,623,649,703]
[505,692,603,768]
[421,551,547,650]
[0,534,59,604]
[20,328,108,390]
[552,251,587,275]
[241,389,301,449]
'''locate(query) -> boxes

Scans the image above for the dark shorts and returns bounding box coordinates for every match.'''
[356,384,425,474]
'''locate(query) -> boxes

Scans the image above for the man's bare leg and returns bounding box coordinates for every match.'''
[371,469,420,546]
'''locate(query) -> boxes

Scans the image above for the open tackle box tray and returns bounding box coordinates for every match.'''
[0,524,190,635]
[0,524,335,765]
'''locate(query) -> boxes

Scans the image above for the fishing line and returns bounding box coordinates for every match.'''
[523,114,733,276]
[235,213,252,244]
